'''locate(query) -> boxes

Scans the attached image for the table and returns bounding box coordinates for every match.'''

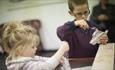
[92,43,115,70]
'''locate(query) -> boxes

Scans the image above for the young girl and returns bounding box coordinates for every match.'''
[2,21,70,70]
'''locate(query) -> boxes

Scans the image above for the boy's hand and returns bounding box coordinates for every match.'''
[99,34,108,45]
[90,29,108,45]
[74,19,89,30]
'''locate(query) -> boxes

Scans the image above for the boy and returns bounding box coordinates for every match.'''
[57,0,108,58]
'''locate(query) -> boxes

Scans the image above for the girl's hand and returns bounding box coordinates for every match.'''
[60,41,69,52]
[59,56,65,64]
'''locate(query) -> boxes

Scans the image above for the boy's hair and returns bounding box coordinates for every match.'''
[2,21,40,59]
[68,0,88,12]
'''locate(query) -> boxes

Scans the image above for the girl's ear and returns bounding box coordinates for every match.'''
[68,11,74,16]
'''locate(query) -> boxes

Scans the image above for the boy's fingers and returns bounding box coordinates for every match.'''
[100,36,108,44]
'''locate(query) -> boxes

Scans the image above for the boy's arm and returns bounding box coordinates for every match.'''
[57,20,90,41]
[57,21,79,41]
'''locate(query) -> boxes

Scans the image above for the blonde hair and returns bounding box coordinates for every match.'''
[2,21,40,59]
